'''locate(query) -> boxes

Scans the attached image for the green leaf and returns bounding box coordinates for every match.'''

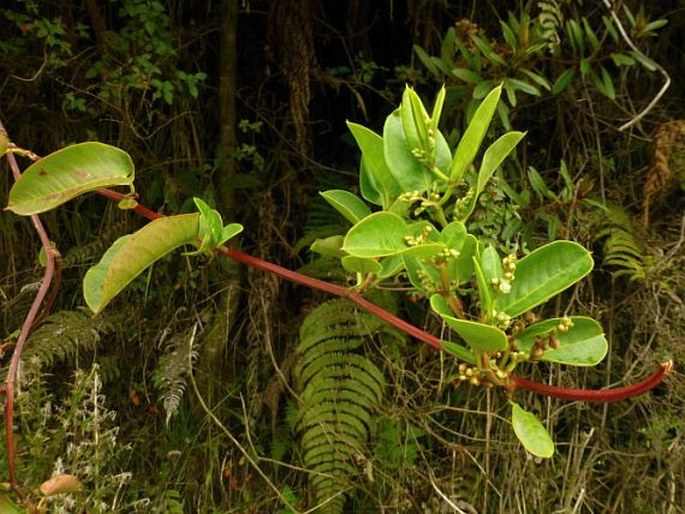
[460,131,525,220]
[0,128,9,156]
[377,254,405,279]
[218,223,243,246]
[452,68,482,84]
[472,80,495,100]
[440,339,476,364]
[0,495,26,513]
[566,19,585,55]
[84,213,200,314]
[611,52,635,67]
[347,122,402,207]
[342,212,410,258]
[511,403,554,458]
[603,15,619,42]
[449,85,502,183]
[642,19,668,32]
[7,142,134,215]
[429,86,446,136]
[551,68,575,95]
[496,241,594,317]
[185,197,241,256]
[582,17,601,52]
[414,44,439,76]
[401,86,429,150]
[479,245,503,286]
[500,20,517,50]
[471,35,506,66]
[506,78,541,97]
[473,257,493,320]
[441,222,477,285]
[384,109,436,192]
[359,159,383,206]
[320,189,372,224]
[527,166,556,200]
[514,317,608,366]
[311,235,346,257]
[591,66,615,100]
[628,50,657,71]
[430,295,507,351]
[341,256,382,275]
[519,69,551,91]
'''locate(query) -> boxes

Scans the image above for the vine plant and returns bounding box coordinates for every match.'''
[0,87,673,510]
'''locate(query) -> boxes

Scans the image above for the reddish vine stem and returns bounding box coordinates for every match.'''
[96,187,673,403]
[509,361,673,402]
[1,122,59,502]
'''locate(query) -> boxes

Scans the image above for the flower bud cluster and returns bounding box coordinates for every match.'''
[491,254,517,294]
[492,310,512,330]
[453,190,474,218]
[557,316,573,333]
[404,224,434,247]
[457,363,483,386]
[414,268,438,292]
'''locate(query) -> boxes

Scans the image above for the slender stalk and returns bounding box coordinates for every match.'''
[1,122,58,502]
[95,188,673,403]
[509,360,673,402]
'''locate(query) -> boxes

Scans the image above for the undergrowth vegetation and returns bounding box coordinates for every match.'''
[1,1,684,513]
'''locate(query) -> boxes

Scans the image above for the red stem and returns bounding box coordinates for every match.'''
[2,127,58,502]
[95,188,673,402]
[509,360,673,402]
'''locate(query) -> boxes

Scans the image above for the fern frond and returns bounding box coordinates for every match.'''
[537,0,564,50]
[588,202,647,281]
[152,326,199,425]
[18,310,107,369]
[294,299,390,513]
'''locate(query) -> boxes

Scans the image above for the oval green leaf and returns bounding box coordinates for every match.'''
[479,245,502,286]
[384,109,436,192]
[441,222,477,285]
[347,122,402,207]
[320,189,372,224]
[511,402,554,458]
[440,339,476,364]
[84,213,200,314]
[341,256,382,275]
[310,235,346,258]
[7,142,134,215]
[431,295,507,351]
[514,316,608,366]
[342,212,410,258]
[496,241,594,318]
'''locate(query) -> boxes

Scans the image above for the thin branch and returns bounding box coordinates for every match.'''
[509,360,673,402]
[95,188,674,404]
[1,120,59,503]
[602,0,671,131]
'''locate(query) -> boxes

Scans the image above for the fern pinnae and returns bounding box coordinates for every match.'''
[294,299,389,512]
[152,325,200,425]
[17,310,107,370]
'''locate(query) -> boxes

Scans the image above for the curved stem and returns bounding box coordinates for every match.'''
[95,188,674,403]
[1,122,58,502]
[509,361,673,402]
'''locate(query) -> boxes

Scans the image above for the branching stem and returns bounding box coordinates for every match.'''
[96,188,673,404]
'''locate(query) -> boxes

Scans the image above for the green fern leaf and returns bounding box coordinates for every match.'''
[294,299,390,513]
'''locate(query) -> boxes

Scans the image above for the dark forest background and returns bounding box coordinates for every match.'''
[1,1,684,512]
